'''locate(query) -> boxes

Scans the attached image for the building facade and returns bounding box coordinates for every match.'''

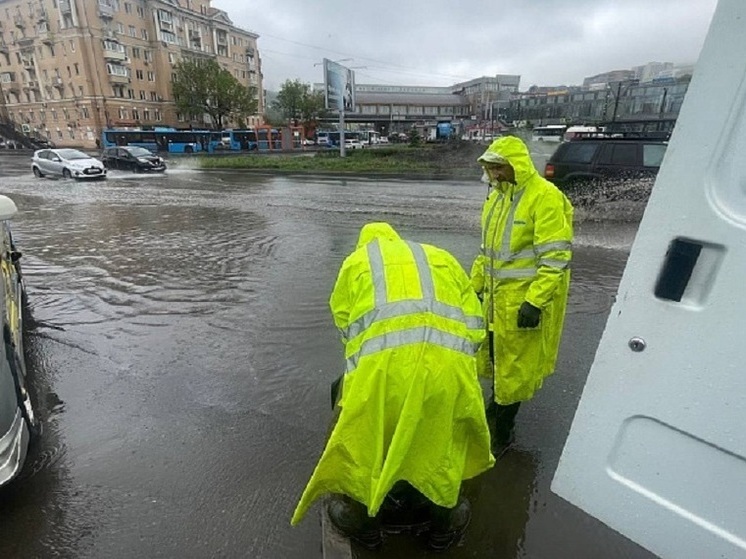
[506,76,691,125]
[0,0,262,147]
[316,75,521,137]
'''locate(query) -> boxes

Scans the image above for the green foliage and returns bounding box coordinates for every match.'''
[407,128,422,147]
[274,79,328,130]
[172,59,258,130]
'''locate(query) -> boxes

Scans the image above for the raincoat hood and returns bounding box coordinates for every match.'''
[356,222,401,249]
[478,136,538,189]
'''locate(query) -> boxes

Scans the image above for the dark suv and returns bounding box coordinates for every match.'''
[544,138,668,187]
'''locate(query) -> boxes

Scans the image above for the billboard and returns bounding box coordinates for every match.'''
[323,58,355,112]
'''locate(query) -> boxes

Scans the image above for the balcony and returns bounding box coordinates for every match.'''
[216,35,228,45]
[37,8,48,22]
[23,80,39,90]
[0,42,8,54]
[1,74,20,91]
[40,31,55,45]
[59,0,72,14]
[245,46,255,57]
[104,48,127,61]
[188,29,200,39]
[16,36,34,48]
[21,58,35,70]
[98,2,115,19]
[52,76,65,89]
[14,15,25,29]
[108,74,130,84]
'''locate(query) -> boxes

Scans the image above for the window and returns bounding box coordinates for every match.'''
[117,22,124,33]
[141,29,148,40]
[600,143,638,166]
[143,109,150,121]
[150,91,157,100]
[154,109,161,121]
[124,2,131,13]
[132,108,140,120]
[127,88,134,98]
[81,107,89,118]
[106,63,129,77]
[57,129,63,139]
[132,48,141,59]
[147,71,154,81]
[135,69,143,80]
[119,108,128,119]
[67,66,71,78]
[139,89,145,99]
[129,25,136,37]
[144,50,153,62]
[559,142,599,164]
[70,40,76,52]
[643,144,667,167]
[74,63,79,75]
[161,30,176,44]
[78,85,83,96]
[69,128,75,140]
[136,5,144,17]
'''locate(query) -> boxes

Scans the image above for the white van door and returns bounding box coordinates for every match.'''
[552,2,746,558]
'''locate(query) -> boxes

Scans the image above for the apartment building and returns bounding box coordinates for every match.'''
[0,0,263,147]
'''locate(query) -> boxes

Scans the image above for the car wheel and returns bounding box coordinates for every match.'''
[62,168,72,179]
[32,166,44,178]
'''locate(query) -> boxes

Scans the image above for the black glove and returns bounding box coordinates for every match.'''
[517,302,541,328]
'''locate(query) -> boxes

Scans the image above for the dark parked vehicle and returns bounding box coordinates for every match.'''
[102,146,167,173]
[544,137,668,187]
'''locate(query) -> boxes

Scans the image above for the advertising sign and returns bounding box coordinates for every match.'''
[323,58,355,112]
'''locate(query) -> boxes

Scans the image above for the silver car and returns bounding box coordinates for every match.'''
[0,195,37,488]
[31,148,107,180]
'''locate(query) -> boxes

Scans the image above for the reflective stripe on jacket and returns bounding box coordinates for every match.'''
[471,136,574,404]
[292,222,494,525]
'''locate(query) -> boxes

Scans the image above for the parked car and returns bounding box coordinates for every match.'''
[544,137,668,187]
[31,148,107,180]
[344,139,365,150]
[378,136,390,145]
[101,146,167,173]
[0,194,37,488]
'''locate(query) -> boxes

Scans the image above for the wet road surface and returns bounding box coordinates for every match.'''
[0,152,654,558]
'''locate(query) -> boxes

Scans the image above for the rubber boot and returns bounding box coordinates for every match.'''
[427,496,472,552]
[492,402,520,458]
[326,496,382,550]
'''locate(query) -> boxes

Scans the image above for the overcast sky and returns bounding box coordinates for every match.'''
[216,0,719,92]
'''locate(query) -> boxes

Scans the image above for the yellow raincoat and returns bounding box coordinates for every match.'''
[472,136,574,405]
[291,223,494,525]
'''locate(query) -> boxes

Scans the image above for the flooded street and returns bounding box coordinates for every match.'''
[0,152,653,558]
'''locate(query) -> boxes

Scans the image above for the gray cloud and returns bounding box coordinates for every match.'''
[216,0,718,90]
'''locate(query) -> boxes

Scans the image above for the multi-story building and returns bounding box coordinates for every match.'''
[0,0,263,147]
[583,70,636,88]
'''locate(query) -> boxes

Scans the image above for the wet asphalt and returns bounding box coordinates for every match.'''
[0,151,655,558]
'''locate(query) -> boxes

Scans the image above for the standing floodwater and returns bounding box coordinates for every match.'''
[0,152,654,558]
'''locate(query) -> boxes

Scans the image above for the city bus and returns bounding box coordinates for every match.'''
[531,124,567,142]
[220,129,259,151]
[359,130,380,145]
[102,128,205,154]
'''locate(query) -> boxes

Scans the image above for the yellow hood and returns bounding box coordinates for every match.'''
[356,222,401,249]
[477,136,539,188]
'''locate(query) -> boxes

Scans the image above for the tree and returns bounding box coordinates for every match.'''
[172,59,258,130]
[274,79,328,131]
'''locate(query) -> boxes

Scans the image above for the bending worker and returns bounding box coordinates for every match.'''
[472,136,574,456]
[291,222,494,551]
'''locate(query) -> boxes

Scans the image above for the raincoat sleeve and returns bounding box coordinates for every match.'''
[329,257,353,343]
[444,254,485,347]
[525,189,573,309]
[470,250,486,295]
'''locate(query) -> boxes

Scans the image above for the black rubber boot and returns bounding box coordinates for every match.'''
[326,496,383,550]
[427,496,471,552]
[492,402,520,458]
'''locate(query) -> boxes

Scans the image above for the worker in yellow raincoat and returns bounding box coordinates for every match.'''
[472,136,573,456]
[291,222,494,551]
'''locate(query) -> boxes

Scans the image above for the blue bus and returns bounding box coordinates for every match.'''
[221,129,259,151]
[102,127,205,154]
